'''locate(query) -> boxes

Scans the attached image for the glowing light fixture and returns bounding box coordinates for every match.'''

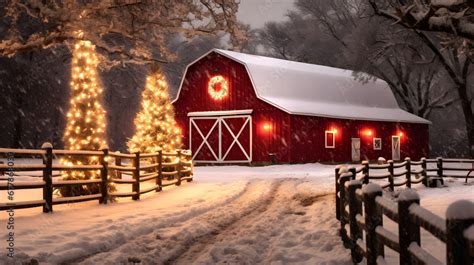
[263,123,273,131]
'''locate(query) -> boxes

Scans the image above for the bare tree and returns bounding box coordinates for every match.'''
[258,21,293,60]
[0,0,245,67]
[347,20,457,119]
[256,11,344,66]
[258,0,455,121]
[418,32,473,155]
[369,1,474,156]
[295,0,369,48]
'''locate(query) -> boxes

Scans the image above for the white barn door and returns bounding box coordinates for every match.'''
[189,114,252,163]
[351,138,361,162]
[392,136,401,161]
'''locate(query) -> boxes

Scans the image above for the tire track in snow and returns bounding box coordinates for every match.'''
[163,179,284,265]
[72,179,274,265]
[35,181,254,265]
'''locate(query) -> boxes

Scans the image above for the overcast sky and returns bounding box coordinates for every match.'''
[237,0,295,28]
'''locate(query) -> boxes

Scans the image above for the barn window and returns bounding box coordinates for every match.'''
[373,138,382,150]
[325,130,336,148]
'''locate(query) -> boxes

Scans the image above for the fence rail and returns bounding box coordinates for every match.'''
[337,157,474,196]
[0,143,193,213]
[335,164,474,265]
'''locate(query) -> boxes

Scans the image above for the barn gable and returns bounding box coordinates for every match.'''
[173,49,430,125]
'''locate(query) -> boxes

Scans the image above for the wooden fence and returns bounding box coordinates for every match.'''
[335,161,474,265]
[337,157,474,193]
[0,143,193,213]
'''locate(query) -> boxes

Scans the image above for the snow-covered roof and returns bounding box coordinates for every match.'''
[174,49,430,124]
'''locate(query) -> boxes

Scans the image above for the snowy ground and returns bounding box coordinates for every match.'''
[0,163,472,264]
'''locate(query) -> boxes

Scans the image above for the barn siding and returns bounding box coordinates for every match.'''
[173,51,429,164]
[289,115,429,162]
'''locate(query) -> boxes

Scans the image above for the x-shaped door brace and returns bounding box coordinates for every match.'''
[221,118,251,161]
[191,119,219,161]
[190,115,252,162]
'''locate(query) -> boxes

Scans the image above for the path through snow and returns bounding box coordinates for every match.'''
[0,163,472,264]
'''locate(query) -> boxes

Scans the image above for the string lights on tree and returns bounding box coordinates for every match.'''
[59,40,110,197]
[127,66,182,154]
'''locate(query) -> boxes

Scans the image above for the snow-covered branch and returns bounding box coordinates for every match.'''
[369,0,474,40]
[0,0,245,66]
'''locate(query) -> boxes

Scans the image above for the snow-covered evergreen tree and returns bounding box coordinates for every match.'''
[59,40,109,197]
[128,67,182,153]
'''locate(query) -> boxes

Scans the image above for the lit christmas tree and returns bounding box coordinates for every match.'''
[128,67,182,153]
[59,40,109,197]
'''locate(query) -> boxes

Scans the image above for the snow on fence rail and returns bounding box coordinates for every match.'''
[0,143,193,213]
[335,167,474,265]
[337,157,474,195]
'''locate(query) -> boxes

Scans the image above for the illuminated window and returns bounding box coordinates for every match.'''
[325,130,336,148]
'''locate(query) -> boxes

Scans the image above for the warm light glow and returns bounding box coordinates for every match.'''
[331,128,338,134]
[364,129,373,136]
[399,132,404,137]
[60,40,110,197]
[127,67,182,154]
[263,123,273,131]
[208,75,229,100]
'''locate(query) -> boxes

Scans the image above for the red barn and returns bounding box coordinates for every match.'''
[172,49,430,164]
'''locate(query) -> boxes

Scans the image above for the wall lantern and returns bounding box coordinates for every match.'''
[208,75,229,100]
[399,132,404,137]
[364,129,373,137]
[262,122,273,132]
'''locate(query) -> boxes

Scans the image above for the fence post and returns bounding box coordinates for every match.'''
[176,150,182,186]
[363,183,384,265]
[99,147,108,204]
[405,157,411,188]
[446,200,474,265]
[362,161,370,184]
[348,180,363,263]
[388,160,394,191]
[349,167,356,180]
[156,150,162,192]
[115,156,122,179]
[132,152,140,200]
[421,157,429,186]
[42,142,53,213]
[437,157,443,179]
[335,166,342,221]
[339,172,353,247]
[186,150,193,182]
[398,189,420,265]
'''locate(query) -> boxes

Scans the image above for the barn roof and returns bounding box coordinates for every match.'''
[174,49,430,124]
